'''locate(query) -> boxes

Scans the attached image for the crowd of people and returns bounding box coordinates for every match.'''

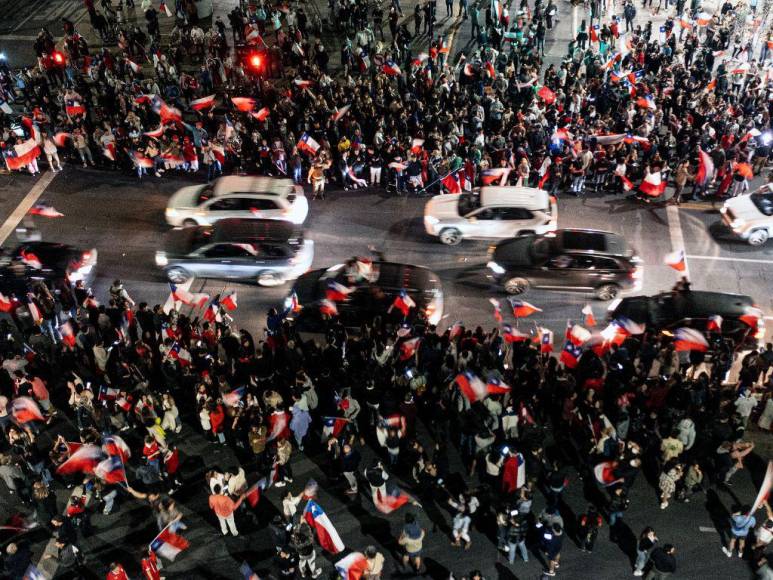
[0,0,771,201]
[0,0,772,578]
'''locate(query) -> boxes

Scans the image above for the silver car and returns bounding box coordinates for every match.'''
[155,218,314,287]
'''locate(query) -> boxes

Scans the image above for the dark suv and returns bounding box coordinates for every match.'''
[486,229,642,300]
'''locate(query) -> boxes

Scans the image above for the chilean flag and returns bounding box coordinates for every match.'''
[567,324,592,345]
[6,140,41,170]
[293,79,313,89]
[150,525,190,561]
[639,171,666,197]
[98,385,120,402]
[324,416,349,438]
[441,172,462,194]
[502,323,529,343]
[102,142,116,161]
[374,488,412,514]
[59,321,77,347]
[223,387,246,408]
[144,125,165,138]
[537,85,556,105]
[336,552,369,580]
[695,148,714,185]
[739,306,764,328]
[319,299,339,317]
[331,105,351,122]
[267,410,290,441]
[560,340,583,368]
[594,461,623,487]
[502,453,526,493]
[244,480,266,508]
[486,377,511,395]
[481,167,511,185]
[539,327,554,353]
[614,317,646,336]
[57,444,105,475]
[392,289,416,316]
[297,133,321,155]
[53,132,71,147]
[620,175,634,191]
[252,107,270,121]
[304,500,345,554]
[456,371,488,402]
[65,100,86,117]
[169,343,192,367]
[509,299,541,318]
[674,328,709,352]
[664,249,686,272]
[382,60,402,76]
[707,314,723,332]
[490,298,503,322]
[582,304,596,327]
[190,94,216,111]
[327,281,355,302]
[103,435,131,462]
[399,337,421,361]
[0,292,13,313]
[203,297,222,323]
[95,456,126,484]
[221,292,238,311]
[636,95,657,110]
[130,151,155,169]
[231,97,256,112]
[10,397,44,423]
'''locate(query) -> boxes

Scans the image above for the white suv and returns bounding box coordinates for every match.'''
[720,189,773,246]
[165,176,309,227]
[423,186,558,245]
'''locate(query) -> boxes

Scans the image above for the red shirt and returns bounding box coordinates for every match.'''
[107,565,130,580]
[141,552,160,580]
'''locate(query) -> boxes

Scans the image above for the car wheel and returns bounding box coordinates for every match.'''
[503,277,530,295]
[257,271,285,287]
[747,229,769,246]
[439,228,462,245]
[166,267,192,284]
[182,218,198,227]
[595,283,620,301]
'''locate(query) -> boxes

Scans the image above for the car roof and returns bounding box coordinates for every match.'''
[652,290,755,318]
[213,176,294,198]
[211,218,301,243]
[554,229,631,256]
[479,186,550,211]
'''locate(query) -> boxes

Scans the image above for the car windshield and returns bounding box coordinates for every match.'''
[529,238,551,261]
[197,184,215,205]
[750,193,773,216]
[458,193,480,216]
[188,227,215,251]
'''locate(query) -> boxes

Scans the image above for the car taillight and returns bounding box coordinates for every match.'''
[629,267,642,280]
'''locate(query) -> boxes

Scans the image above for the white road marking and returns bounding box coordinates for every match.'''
[0,171,57,244]
[0,34,40,41]
[572,5,578,40]
[686,254,773,265]
[699,526,718,533]
[666,204,690,278]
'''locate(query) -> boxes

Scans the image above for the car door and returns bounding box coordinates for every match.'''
[241,197,281,220]
[463,207,501,238]
[201,197,244,224]
[499,207,536,236]
[585,256,624,288]
[195,243,256,279]
[535,254,594,290]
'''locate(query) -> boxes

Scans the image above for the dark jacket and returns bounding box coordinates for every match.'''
[649,547,676,573]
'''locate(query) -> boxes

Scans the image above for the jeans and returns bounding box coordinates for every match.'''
[343,471,357,491]
[103,489,118,514]
[207,160,222,182]
[292,165,302,184]
[635,549,649,572]
[508,540,528,563]
[609,510,623,526]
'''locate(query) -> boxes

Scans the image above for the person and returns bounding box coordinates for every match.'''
[578,506,602,553]
[723,507,756,558]
[539,522,563,576]
[208,484,243,536]
[645,544,676,580]
[658,462,683,509]
[364,545,385,580]
[44,538,84,575]
[291,522,322,578]
[308,161,327,200]
[398,513,425,573]
[634,527,658,576]
[506,512,529,563]
[3,542,32,578]
[340,443,361,495]
[106,561,131,580]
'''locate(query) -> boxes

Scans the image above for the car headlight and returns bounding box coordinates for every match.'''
[730,218,746,230]
[487,261,505,275]
[424,215,439,225]
[165,208,178,218]
[155,252,168,267]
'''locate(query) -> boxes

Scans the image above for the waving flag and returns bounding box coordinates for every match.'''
[244,479,267,508]
[486,377,511,395]
[590,24,599,43]
[53,132,71,147]
[490,298,503,322]
[221,292,238,311]
[65,100,86,117]
[739,306,764,328]
[441,172,462,194]
[326,281,355,302]
[102,435,131,462]
[560,340,583,369]
[537,85,556,105]
[374,488,412,514]
[297,133,321,155]
[160,1,173,16]
[151,524,190,561]
[674,328,709,351]
[332,105,351,122]
[267,410,290,441]
[252,107,270,122]
[319,299,339,317]
[696,148,714,185]
[293,79,313,89]
[664,249,686,272]
[613,317,646,336]
[534,327,552,353]
[10,397,44,423]
[502,452,526,492]
[169,343,192,367]
[222,387,246,408]
[639,171,666,197]
[449,320,464,339]
[57,444,104,475]
[203,297,222,323]
[749,461,773,516]
[98,385,119,402]
[399,337,421,361]
[29,203,64,218]
[151,95,182,123]
[455,371,488,402]
[620,175,634,191]
[190,94,216,111]
[481,167,511,186]
[144,125,166,138]
[509,299,541,318]
[707,314,723,332]
[392,289,416,316]
[324,416,349,438]
[231,97,256,112]
[95,456,126,484]
[594,461,624,486]
[5,139,41,170]
[382,60,402,76]
[636,95,656,110]
[130,151,155,169]
[581,304,596,327]
[696,11,712,25]
[336,552,369,580]
[502,323,529,343]
[0,293,13,313]
[304,500,345,554]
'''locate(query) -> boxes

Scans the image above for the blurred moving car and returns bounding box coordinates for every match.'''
[287,261,443,329]
[608,290,765,346]
[165,176,309,227]
[155,218,313,287]
[424,187,557,245]
[6,241,98,287]
[487,229,641,300]
[719,189,773,246]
